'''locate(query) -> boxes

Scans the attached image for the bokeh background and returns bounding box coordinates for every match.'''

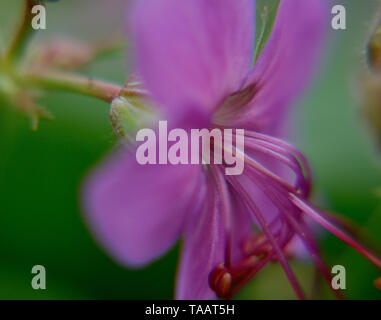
[0,0,381,299]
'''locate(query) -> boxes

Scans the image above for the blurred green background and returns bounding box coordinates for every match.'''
[0,0,380,299]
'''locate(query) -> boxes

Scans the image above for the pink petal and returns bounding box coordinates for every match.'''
[236,0,328,134]
[230,187,254,263]
[83,148,202,267]
[176,179,225,300]
[128,0,255,124]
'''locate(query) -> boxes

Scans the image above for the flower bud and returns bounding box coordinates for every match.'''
[27,37,123,72]
[110,95,154,142]
[28,39,95,71]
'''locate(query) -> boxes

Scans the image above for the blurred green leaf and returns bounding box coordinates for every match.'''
[254,0,280,62]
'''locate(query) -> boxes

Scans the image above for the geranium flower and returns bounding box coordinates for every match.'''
[83,0,381,299]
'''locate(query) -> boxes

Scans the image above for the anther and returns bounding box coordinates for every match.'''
[209,264,233,299]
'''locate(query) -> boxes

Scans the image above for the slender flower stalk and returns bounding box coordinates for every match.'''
[4,0,40,64]
[20,71,124,103]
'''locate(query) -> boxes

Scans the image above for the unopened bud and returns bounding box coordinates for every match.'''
[28,39,94,71]
[110,95,154,142]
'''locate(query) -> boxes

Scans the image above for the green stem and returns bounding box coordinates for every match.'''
[21,71,124,102]
[5,0,40,63]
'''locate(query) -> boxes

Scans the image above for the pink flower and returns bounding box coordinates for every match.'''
[83,0,381,299]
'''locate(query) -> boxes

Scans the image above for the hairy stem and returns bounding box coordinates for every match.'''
[20,71,125,102]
